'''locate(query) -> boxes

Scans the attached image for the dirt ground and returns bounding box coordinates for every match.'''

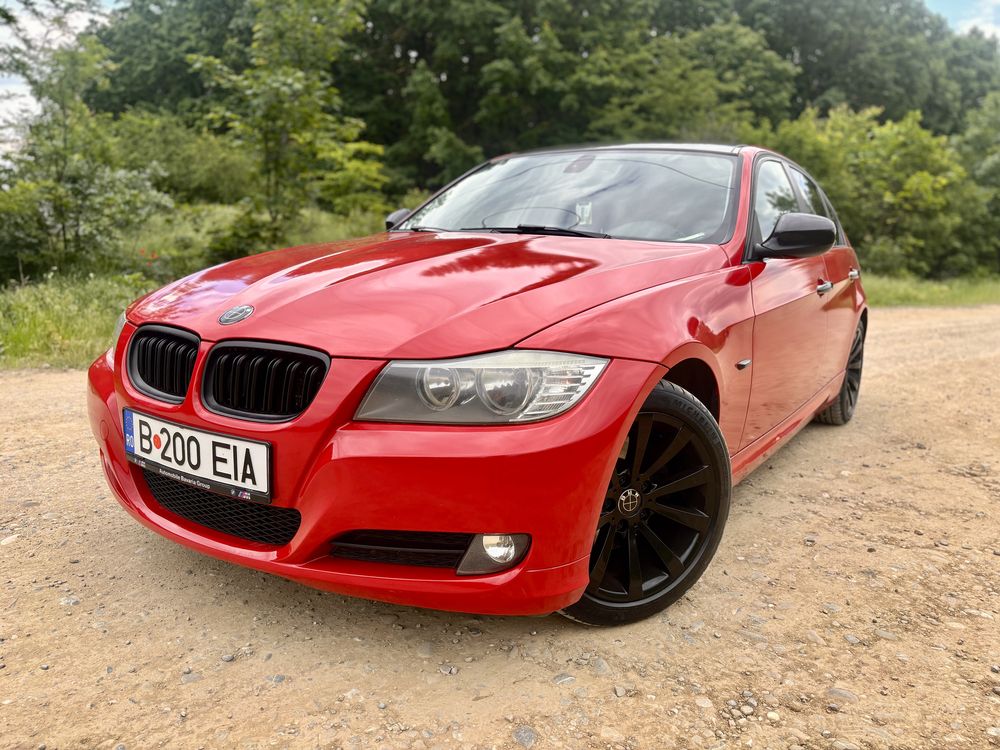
[1,306,999,750]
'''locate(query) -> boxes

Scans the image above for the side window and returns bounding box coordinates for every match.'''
[754,161,798,240]
[789,168,832,220]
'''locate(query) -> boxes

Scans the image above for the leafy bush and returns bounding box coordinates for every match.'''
[120,204,242,281]
[109,111,258,204]
[760,107,999,278]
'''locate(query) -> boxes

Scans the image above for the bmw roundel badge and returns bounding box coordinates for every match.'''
[219,304,254,325]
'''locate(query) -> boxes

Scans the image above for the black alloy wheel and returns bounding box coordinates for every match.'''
[561,382,731,626]
[815,320,865,426]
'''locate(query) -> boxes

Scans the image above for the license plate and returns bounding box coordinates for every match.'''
[123,409,271,503]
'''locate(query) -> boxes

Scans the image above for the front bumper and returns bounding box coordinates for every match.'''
[87,328,663,615]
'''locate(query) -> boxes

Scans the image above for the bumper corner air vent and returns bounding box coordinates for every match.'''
[127,325,200,403]
[330,530,474,569]
[203,341,329,421]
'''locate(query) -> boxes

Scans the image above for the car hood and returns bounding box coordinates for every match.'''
[129,231,728,359]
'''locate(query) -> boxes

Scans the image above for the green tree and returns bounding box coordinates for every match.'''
[190,0,384,242]
[86,0,252,116]
[735,0,999,133]
[586,33,754,142]
[1,11,171,280]
[679,18,799,124]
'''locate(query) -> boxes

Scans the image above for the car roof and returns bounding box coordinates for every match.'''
[498,143,747,159]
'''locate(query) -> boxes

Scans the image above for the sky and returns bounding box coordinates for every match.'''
[926,0,1000,36]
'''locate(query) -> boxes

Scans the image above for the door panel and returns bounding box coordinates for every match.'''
[741,256,829,449]
[822,246,862,375]
[739,157,831,450]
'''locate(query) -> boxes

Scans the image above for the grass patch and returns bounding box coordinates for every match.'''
[0,274,152,369]
[864,274,1000,307]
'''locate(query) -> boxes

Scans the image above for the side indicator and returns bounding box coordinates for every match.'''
[736,359,752,371]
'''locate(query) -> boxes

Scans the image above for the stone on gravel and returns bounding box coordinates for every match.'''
[613,685,627,698]
[513,725,537,748]
[220,654,234,663]
[766,711,780,722]
[552,672,575,685]
[826,687,859,703]
[875,629,898,640]
[832,741,860,750]
[694,696,713,709]
[806,630,826,645]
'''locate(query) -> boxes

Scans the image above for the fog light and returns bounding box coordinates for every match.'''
[457,533,530,575]
[483,534,516,562]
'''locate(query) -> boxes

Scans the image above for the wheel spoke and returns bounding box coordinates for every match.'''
[640,426,691,482]
[647,465,710,501]
[630,415,652,480]
[596,511,616,529]
[587,526,616,592]
[649,502,710,532]
[638,524,685,578]
[627,526,643,599]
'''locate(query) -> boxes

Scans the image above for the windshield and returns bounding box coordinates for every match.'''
[399,149,739,244]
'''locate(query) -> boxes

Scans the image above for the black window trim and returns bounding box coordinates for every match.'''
[742,151,846,263]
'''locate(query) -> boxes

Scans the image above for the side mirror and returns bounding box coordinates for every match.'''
[385,208,411,230]
[754,212,836,260]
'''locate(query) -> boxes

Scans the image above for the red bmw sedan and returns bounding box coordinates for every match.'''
[88,144,866,625]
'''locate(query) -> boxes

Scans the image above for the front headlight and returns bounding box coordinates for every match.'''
[111,312,127,347]
[355,350,609,424]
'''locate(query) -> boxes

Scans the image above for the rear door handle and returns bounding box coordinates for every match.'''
[848,268,860,281]
[816,280,834,295]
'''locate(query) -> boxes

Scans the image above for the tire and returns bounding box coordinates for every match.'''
[560,381,731,626]
[814,319,866,426]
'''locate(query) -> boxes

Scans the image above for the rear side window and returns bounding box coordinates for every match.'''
[753,160,798,239]
[790,167,832,220]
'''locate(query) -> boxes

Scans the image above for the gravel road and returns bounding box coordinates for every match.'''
[2,306,999,750]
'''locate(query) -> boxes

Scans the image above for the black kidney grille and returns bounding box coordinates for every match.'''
[205,343,328,420]
[142,469,300,546]
[128,326,199,402]
[330,530,474,568]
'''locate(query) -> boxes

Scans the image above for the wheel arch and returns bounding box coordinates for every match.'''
[662,355,720,423]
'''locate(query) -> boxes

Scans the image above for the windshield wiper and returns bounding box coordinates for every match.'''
[465,224,611,239]
[399,225,452,232]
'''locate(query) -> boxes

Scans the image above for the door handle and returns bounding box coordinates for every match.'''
[816,280,834,295]
[848,268,860,281]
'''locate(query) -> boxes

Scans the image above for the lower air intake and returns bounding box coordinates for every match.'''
[330,530,474,569]
[142,469,300,546]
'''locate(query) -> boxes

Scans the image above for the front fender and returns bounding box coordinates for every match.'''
[518,266,755,452]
